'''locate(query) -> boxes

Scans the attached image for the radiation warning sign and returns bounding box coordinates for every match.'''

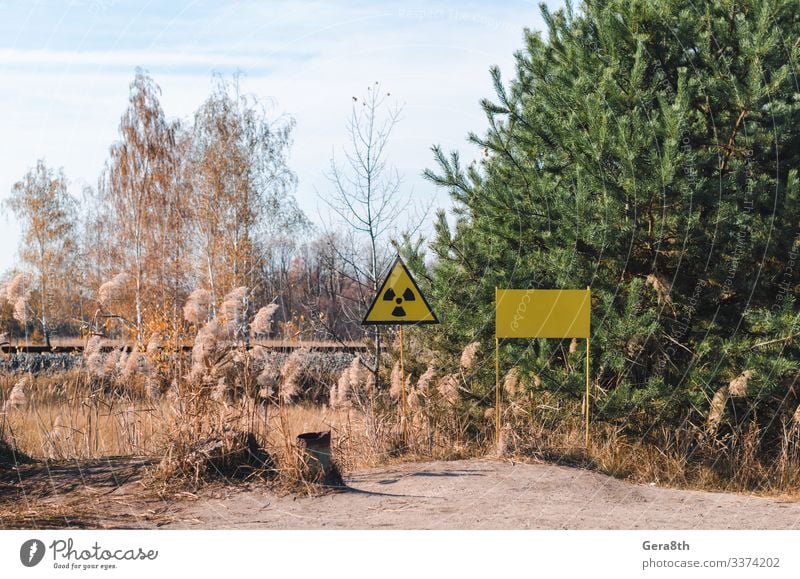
[362,256,439,325]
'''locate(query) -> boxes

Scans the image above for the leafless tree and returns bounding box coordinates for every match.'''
[322,82,415,379]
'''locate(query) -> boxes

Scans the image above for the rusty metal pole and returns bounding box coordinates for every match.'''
[495,335,500,448]
[399,325,408,447]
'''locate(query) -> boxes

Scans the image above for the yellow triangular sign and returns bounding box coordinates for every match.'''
[362,256,439,325]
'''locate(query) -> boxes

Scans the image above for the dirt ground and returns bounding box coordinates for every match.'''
[3,458,800,529]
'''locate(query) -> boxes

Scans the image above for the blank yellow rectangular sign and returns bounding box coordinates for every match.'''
[495,289,591,338]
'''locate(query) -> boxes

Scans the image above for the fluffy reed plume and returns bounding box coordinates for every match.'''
[249,343,268,362]
[122,348,149,382]
[104,347,123,377]
[407,386,419,409]
[503,367,520,398]
[532,373,542,388]
[184,288,212,325]
[279,348,307,403]
[332,367,351,409]
[793,405,800,425]
[220,286,248,333]
[646,272,674,311]
[212,377,229,403]
[389,361,403,400]
[348,356,366,392]
[98,272,130,307]
[569,338,578,354]
[117,349,129,375]
[437,373,460,405]
[4,379,28,412]
[728,370,753,397]
[256,356,278,399]
[416,364,435,394]
[707,385,730,433]
[330,356,365,408]
[84,335,105,377]
[460,341,481,371]
[190,319,226,381]
[251,303,280,336]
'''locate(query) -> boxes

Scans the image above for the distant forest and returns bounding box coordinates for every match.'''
[1,72,405,347]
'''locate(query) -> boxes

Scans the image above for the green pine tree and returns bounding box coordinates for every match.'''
[424,0,800,449]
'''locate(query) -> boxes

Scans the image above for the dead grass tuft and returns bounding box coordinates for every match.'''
[3,342,800,501]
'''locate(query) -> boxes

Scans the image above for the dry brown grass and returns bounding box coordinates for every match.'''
[496,413,800,496]
[0,373,382,484]
[0,361,479,492]
[4,362,800,497]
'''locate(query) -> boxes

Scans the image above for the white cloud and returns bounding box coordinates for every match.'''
[0,47,304,68]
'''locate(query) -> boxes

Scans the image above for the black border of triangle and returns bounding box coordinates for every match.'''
[361,255,440,326]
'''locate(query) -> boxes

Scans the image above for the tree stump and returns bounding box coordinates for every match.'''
[296,431,344,487]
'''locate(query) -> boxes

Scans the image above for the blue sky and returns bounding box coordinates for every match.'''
[0,0,552,273]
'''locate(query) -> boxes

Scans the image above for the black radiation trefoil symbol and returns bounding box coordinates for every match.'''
[383,287,416,317]
[361,255,438,326]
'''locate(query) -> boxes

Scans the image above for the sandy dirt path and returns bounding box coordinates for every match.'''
[160,459,800,530]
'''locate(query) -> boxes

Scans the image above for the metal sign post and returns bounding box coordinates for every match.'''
[362,255,439,449]
[495,288,592,448]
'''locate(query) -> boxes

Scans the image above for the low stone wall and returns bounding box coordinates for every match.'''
[0,352,80,374]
